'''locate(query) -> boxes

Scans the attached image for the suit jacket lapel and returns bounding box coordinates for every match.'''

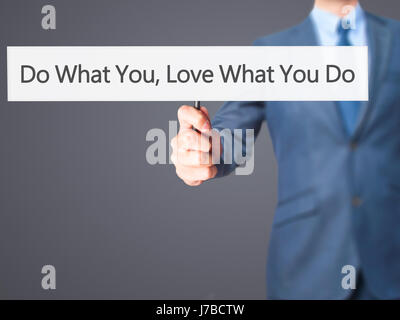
[298,18,345,138]
[287,16,392,140]
[353,12,392,139]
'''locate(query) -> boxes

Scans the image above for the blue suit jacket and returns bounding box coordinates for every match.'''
[212,13,400,299]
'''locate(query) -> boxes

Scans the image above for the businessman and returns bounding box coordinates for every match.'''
[170,0,400,299]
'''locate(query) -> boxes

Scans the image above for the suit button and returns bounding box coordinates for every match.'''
[350,142,358,150]
[352,196,362,207]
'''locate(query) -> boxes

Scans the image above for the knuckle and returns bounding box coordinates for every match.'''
[200,152,211,165]
[201,136,211,151]
[177,105,190,120]
[195,152,204,165]
[182,130,194,146]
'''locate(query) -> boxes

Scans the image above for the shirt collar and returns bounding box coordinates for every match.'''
[310,3,365,35]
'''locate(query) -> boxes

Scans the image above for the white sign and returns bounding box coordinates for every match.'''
[7,46,368,101]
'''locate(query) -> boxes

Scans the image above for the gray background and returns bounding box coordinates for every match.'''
[0,0,399,299]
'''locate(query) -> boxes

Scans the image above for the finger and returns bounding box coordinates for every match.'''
[183,179,203,186]
[176,149,213,166]
[177,105,211,132]
[176,165,217,182]
[170,148,212,167]
[200,106,210,121]
[176,129,211,152]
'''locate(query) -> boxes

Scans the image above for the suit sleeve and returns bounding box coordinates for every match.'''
[211,100,266,177]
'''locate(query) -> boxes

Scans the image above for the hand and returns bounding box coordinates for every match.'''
[171,105,220,186]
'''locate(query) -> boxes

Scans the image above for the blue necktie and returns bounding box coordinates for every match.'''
[336,23,361,135]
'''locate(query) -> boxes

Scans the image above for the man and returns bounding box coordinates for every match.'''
[170,0,400,299]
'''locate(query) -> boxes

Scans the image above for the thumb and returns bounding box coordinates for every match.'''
[200,106,210,122]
